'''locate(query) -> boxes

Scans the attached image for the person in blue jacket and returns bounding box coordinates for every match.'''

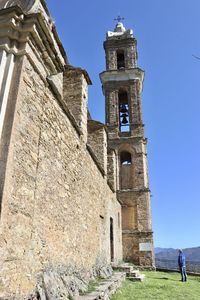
[178,249,187,282]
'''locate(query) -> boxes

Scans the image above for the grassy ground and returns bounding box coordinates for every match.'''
[111,271,200,300]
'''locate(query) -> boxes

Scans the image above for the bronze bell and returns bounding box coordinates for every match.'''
[121,113,129,124]
[120,104,128,113]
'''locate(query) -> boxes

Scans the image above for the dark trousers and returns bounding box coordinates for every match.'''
[180,266,187,281]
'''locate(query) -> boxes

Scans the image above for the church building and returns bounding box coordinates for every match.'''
[0,1,154,298]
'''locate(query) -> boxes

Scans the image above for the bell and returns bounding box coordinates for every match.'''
[121,114,128,124]
[120,104,128,113]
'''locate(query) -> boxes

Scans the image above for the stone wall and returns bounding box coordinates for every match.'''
[63,66,91,143]
[107,149,117,192]
[0,52,122,297]
[122,232,154,266]
[87,120,108,175]
[0,4,122,298]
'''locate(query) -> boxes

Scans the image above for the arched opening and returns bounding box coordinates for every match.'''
[122,206,137,230]
[118,90,130,132]
[120,151,132,165]
[117,50,125,69]
[120,151,133,189]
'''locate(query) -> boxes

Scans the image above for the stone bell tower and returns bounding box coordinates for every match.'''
[100,20,154,267]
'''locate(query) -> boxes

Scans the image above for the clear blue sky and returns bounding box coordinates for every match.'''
[46,0,200,249]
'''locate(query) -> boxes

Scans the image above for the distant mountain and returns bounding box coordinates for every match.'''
[155,247,200,261]
[155,246,200,272]
[154,247,175,254]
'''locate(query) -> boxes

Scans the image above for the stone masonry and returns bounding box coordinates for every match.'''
[100,21,154,266]
[0,1,123,298]
[0,1,154,298]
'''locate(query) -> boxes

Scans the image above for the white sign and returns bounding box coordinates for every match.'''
[139,242,152,251]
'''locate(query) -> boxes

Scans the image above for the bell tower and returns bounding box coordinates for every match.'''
[100,20,154,266]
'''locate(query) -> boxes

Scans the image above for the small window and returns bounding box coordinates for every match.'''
[117,50,125,69]
[118,212,120,228]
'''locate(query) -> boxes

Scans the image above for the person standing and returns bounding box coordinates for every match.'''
[178,249,187,282]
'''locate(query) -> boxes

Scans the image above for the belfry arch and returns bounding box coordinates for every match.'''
[116,49,125,69]
[118,89,130,132]
[119,151,133,190]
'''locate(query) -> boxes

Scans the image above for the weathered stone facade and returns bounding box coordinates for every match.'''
[0,1,123,298]
[100,22,154,266]
[0,1,154,298]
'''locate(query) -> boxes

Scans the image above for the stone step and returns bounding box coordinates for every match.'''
[127,274,145,282]
[126,270,140,278]
[112,265,133,273]
[76,272,126,300]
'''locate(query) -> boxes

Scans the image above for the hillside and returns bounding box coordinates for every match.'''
[155,246,200,261]
[154,247,175,255]
[155,246,200,272]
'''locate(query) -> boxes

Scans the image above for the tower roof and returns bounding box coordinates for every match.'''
[114,22,126,33]
[107,21,133,39]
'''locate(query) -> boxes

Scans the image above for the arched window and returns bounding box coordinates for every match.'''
[120,151,133,189]
[118,90,130,132]
[117,50,125,69]
[120,151,132,165]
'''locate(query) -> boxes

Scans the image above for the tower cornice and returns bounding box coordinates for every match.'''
[100,67,144,93]
[0,0,46,15]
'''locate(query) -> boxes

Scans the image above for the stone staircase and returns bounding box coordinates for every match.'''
[76,272,126,300]
[112,263,145,282]
[76,264,145,300]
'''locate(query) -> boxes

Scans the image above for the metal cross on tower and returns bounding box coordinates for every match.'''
[114,15,125,23]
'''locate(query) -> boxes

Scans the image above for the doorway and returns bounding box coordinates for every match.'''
[110,217,114,262]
